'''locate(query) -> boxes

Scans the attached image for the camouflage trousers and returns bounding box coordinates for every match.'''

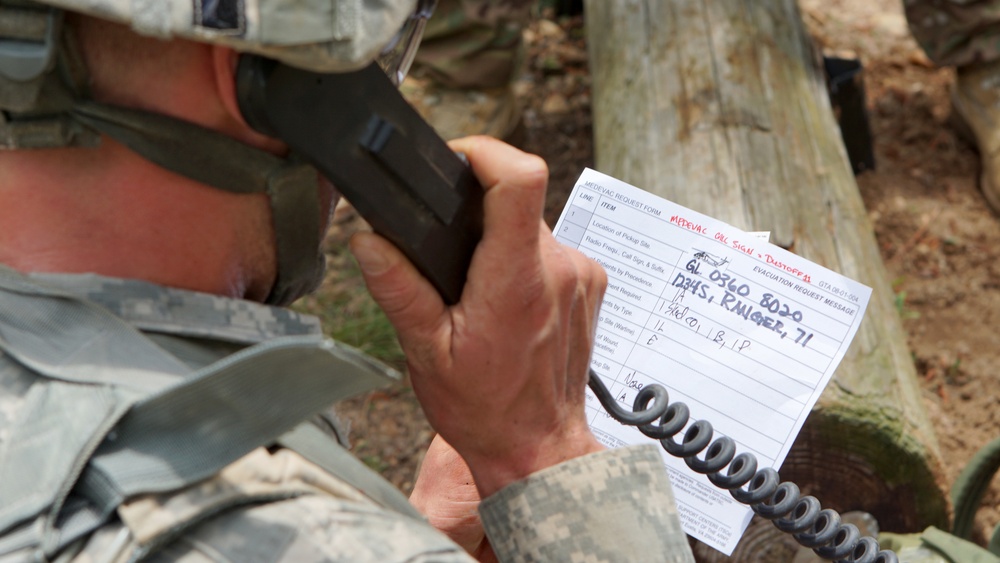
[413,0,534,89]
[905,0,1000,67]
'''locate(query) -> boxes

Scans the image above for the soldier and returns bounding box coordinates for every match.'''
[905,0,1000,213]
[0,1,694,562]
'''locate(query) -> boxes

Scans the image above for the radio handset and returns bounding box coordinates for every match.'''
[236,55,483,305]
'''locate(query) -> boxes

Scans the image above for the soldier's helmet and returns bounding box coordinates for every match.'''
[0,0,435,305]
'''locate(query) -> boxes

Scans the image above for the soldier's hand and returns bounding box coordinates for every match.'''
[409,435,496,562]
[351,136,605,498]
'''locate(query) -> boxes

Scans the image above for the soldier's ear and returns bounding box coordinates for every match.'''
[211,46,247,128]
[210,45,285,153]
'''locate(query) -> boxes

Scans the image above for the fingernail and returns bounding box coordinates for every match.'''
[351,234,390,275]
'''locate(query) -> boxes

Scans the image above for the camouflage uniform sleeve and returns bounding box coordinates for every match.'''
[479,444,695,563]
[142,495,477,563]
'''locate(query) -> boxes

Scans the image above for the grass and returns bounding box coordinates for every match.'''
[893,290,921,320]
[891,277,921,321]
[293,245,406,371]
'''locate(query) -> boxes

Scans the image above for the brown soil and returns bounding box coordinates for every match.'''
[801,0,1000,543]
[324,0,1000,552]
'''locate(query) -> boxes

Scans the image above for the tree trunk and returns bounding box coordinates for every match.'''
[583,0,949,560]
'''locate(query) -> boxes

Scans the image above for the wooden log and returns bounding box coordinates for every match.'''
[583,0,949,560]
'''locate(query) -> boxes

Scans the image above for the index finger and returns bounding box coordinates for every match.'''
[448,136,549,254]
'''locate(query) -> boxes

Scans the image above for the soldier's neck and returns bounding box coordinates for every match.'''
[0,139,276,302]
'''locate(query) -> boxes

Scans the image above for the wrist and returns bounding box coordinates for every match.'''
[468,424,605,498]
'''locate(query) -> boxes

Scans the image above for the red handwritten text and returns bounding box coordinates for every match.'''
[670,215,708,235]
[765,253,811,283]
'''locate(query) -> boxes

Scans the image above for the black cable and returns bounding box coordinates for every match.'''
[588,369,899,563]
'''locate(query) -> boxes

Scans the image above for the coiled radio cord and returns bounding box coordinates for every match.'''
[588,369,899,563]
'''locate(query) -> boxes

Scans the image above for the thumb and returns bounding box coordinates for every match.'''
[349,231,448,337]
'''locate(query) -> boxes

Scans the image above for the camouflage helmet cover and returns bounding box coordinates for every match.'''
[31,0,418,73]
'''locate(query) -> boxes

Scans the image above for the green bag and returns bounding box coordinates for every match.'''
[877,436,1000,563]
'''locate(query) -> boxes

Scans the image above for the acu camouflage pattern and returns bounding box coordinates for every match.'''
[412,0,533,88]
[72,448,471,562]
[481,445,695,563]
[30,0,416,73]
[29,272,322,346]
[905,0,1000,67]
[0,270,696,562]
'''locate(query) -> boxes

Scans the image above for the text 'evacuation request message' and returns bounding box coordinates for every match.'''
[553,168,872,555]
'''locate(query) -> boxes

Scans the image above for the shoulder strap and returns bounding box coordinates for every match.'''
[77,336,397,510]
[0,268,405,559]
[56,336,399,557]
[279,423,422,519]
[0,267,190,558]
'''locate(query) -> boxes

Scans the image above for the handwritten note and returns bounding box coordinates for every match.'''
[553,168,871,555]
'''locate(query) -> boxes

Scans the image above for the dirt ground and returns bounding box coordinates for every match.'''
[801,0,1000,542]
[321,0,1000,553]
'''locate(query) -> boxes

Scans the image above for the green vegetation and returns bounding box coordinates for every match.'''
[294,256,406,370]
[891,277,921,321]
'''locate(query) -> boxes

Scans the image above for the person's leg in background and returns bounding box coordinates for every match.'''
[905,0,1000,212]
[402,0,533,141]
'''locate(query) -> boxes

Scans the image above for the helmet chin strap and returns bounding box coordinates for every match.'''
[71,100,327,306]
